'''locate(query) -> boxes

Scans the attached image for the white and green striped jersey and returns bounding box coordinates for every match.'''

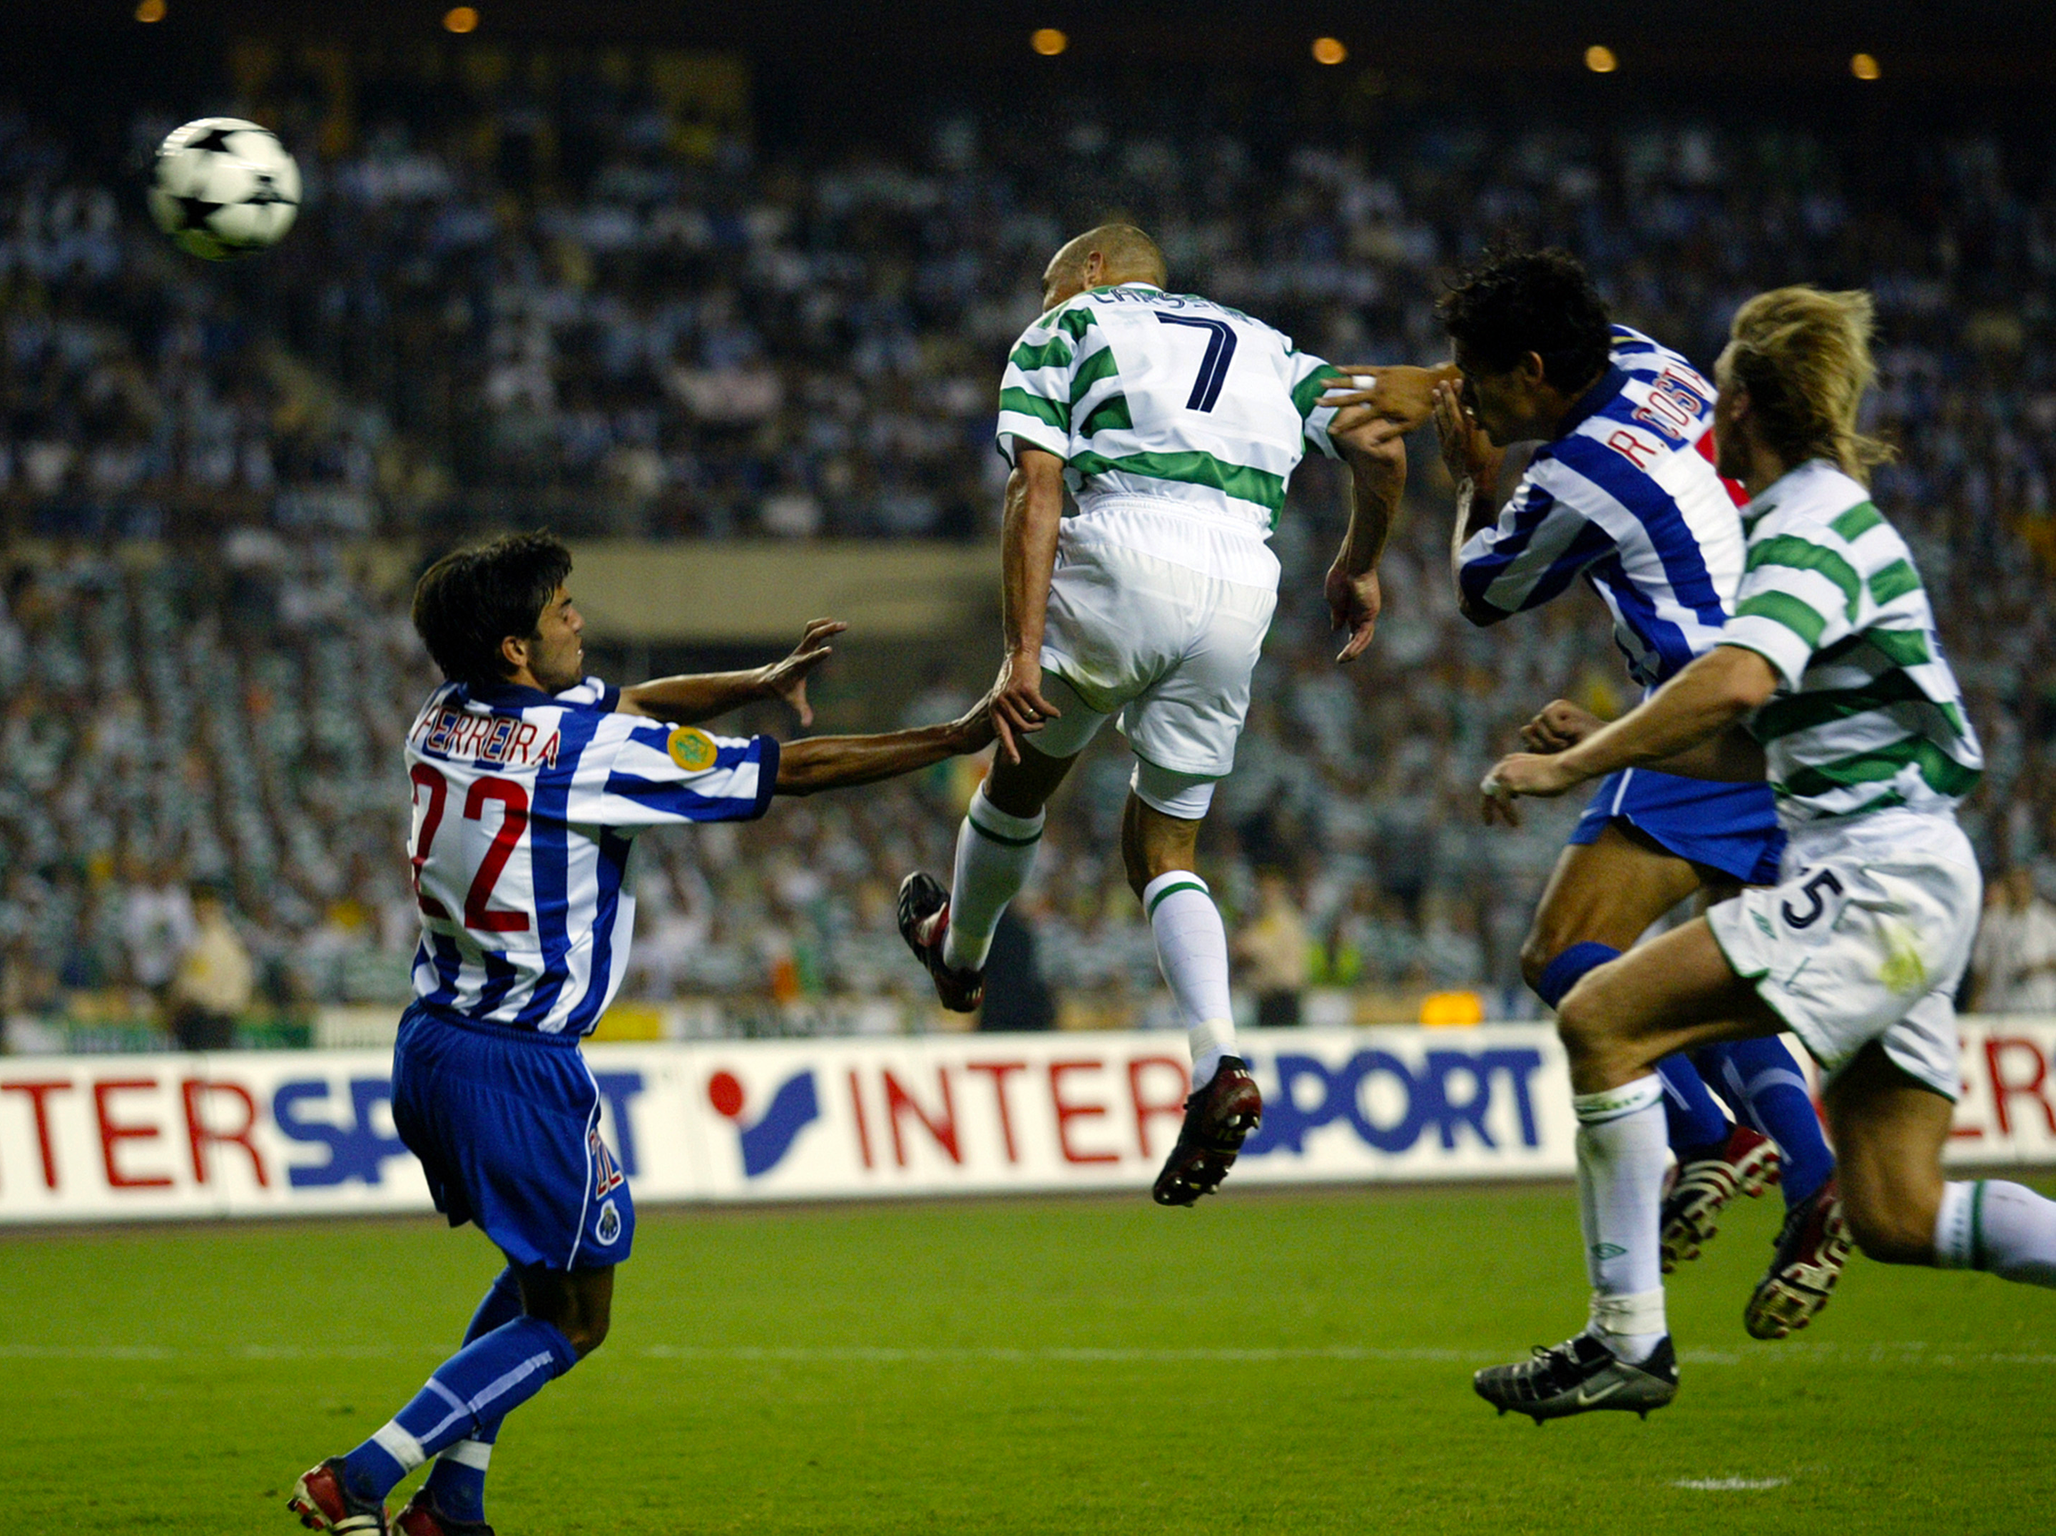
[1721,459,1983,825]
[995,282,1340,535]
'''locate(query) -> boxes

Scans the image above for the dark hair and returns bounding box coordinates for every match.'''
[1439,249,1612,390]
[411,531,573,688]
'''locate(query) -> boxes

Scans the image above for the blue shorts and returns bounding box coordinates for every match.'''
[1569,768,1784,886]
[391,1001,633,1272]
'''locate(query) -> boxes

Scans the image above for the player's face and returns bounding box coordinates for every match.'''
[525,586,585,693]
[1710,346,1750,481]
[1450,347,1529,446]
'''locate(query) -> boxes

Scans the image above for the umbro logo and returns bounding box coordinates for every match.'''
[1590,1242,1628,1259]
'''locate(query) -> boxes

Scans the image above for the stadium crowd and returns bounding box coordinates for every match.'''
[1,53,2052,1037]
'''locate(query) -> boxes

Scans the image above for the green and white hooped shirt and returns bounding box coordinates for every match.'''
[995,283,1341,540]
[1721,459,1983,826]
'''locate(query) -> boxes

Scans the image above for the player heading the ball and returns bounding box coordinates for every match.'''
[894,224,1404,1207]
[287,532,995,1536]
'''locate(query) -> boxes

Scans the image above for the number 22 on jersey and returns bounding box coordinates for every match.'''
[410,763,531,934]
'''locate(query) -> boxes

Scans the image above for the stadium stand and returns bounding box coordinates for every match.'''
[1,50,2051,1040]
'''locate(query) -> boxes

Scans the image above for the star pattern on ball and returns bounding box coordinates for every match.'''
[175,195,224,227]
[187,125,242,155]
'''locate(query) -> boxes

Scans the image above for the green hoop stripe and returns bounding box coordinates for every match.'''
[1972,1180,1988,1272]
[1747,535,1862,619]
[1146,879,1210,917]
[1830,500,1883,541]
[966,812,1042,849]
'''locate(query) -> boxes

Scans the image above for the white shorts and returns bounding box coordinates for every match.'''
[1032,499,1278,814]
[1706,808,1982,1100]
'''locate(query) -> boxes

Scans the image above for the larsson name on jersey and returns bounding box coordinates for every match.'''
[411,705,562,769]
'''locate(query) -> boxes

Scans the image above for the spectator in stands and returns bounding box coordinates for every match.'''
[1236,871,1311,1029]
[123,858,195,1002]
[978,905,1055,1032]
[167,882,254,1050]
[1969,868,2056,1014]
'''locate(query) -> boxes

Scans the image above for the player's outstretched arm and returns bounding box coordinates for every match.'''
[1319,362,1461,438]
[992,446,1069,764]
[1324,424,1406,663]
[773,693,997,797]
[1479,646,1778,826]
[618,618,848,727]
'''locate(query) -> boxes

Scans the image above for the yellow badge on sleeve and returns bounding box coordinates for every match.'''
[667,726,719,772]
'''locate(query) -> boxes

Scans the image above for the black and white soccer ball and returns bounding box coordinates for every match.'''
[147,117,300,260]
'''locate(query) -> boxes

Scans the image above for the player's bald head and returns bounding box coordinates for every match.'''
[1042,224,1167,309]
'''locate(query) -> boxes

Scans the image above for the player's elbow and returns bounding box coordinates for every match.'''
[1709,646,1780,713]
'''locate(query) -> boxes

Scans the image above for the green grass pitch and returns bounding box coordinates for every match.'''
[4,1181,2054,1534]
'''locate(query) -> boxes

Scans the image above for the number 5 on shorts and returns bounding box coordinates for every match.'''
[1781,868,1845,930]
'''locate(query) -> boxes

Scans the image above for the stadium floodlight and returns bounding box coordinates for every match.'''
[1585,45,1619,73]
[1851,52,1881,79]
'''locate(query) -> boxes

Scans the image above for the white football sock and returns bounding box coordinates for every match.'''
[940,786,1044,973]
[1142,871,1236,1088]
[1572,1074,1668,1363]
[1936,1180,2056,1285]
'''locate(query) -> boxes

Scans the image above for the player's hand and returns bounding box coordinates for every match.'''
[949,688,1001,755]
[1319,364,1450,433]
[1433,380,1503,493]
[1520,699,1605,754]
[1478,751,1585,827]
[1325,562,1383,664]
[757,618,847,728]
[989,649,1060,765]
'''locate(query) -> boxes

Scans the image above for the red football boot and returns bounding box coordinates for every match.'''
[286,1459,388,1535]
[1152,1056,1263,1206]
[1660,1123,1782,1272]
[897,871,984,1012]
[1745,1177,1852,1340]
[395,1487,496,1536]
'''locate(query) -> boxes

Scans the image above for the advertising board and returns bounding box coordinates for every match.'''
[3,1020,2052,1223]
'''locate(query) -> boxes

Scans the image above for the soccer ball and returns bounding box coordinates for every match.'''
[147,117,300,260]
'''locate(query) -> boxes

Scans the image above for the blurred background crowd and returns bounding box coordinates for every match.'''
[3,32,2053,1047]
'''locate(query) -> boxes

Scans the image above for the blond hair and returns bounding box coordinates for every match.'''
[1727,286,1893,481]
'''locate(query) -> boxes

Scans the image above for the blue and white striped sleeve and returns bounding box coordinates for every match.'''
[1455,456,1616,621]
[573,717,779,827]
[554,675,622,712]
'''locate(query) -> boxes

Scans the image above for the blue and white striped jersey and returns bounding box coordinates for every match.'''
[1456,326,1746,688]
[403,676,778,1038]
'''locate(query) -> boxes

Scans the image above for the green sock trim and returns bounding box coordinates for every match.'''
[966,811,1042,848]
[1145,879,1209,918]
[1972,1180,1988,1271]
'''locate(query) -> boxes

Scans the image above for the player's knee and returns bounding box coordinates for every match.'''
[1554,974,1626,1073]
[561,1313,610,1359]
